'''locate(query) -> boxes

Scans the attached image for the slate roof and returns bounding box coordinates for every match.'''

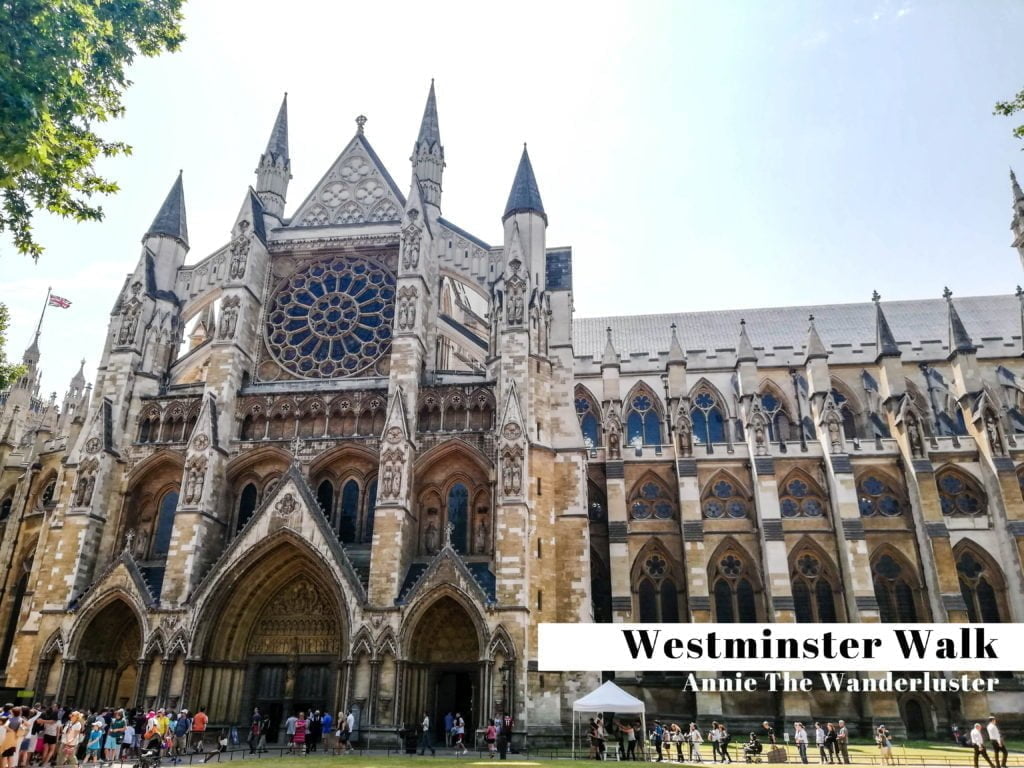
[146,172,188,245]
[415,81,441,150]
[503,146,546,222]
[264,94,289,163]
[573,294,1023,367]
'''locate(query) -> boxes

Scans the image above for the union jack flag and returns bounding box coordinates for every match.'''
[48,295,71,309]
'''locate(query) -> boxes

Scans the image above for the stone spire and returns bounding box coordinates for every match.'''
[145,171,188,246]
[736,319,757,363]
[22,333,41,367]
[872,291,900,359]
[256,93,292,218]
[601,327,619,368]
[667,323,685,365]
[804,314,827,362]
[503,145,546,223]
[411,80,444,212]
[943,287,976,354]
[70,358,86,393]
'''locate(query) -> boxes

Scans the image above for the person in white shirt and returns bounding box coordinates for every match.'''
[418,713,435,756]
[986,718,1006,768]
[971,724,995,768]
[794,723,809,765]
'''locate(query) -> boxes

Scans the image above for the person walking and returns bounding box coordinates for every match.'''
[419,712,436,756]
[248,708,262,755]
[485,721,497,759]
[815,723,831,764]
[621,721,637,761]
[708,722,720,763]
[688,723,704,763]
[836,721,850,765]
[307,711,322,754]
[987,717,1007,768]
[652,721,664,763]
[971,724,995,768]
[321,711,333,754]
[824,724,838,764]
[191,707,208,754]
[718,723,732,764]
[453,713,467,757]
[876,725,893,766]
[284,712,297,754]
[670,724,684,762]
[444,712,454,748]
[794,723,808,765]
[293,712,307,755]
[56,713,83,768]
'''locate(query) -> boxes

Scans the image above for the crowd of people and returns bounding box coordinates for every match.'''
[0,704,211,768]
[246,707,356,755]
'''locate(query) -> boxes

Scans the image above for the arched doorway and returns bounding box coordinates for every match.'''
[904,698,928,739]
[72,598,142,709]
[191,540,347,741]
[404,595,483,740]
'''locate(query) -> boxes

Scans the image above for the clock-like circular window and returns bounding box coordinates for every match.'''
[265,254,395,378]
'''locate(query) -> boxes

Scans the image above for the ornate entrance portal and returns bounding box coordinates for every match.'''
[404,596,483,740]
[190,541,346,737]
[69,599,142,709]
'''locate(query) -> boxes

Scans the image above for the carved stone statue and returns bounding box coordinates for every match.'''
[218,297,239,340]
[508,289,525,326]
[184,457,206,504]
[986,416,1004,456]
[828,419,842,453]
[608,430,621,460]
[908,419,923,458]
[133,526,149,560]
[753,420,767,456]
[474,517,488,554]
[424,519,438,554]
[677,421,692,458]
[119,302,141,345]
[228,223,251,279]
[401,216,422,270]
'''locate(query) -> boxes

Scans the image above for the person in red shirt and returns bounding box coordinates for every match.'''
[190,708,208,753]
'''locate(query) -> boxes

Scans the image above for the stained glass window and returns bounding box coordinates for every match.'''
[626,393,662,447]
[702,477,750,519]
[957,550,1004,623]
[791,552,838,623]
[936,468,985,517]
[713,552,758,622]
[152,490,179,558]
[636,551,678,621]
[778,474,828,518]
[236,483,258,532]
[364,480,377,543]
[830,388,858,440]
[872,554,919,622]
[575,391,602,448]
[857,474,906,517]
[692,390,726,444]
[265,253,395,379]
[339,480,359,543]
[316,479,334,518]
[760,391,792,441]
[629,480,676,520]
[448,483,468,553]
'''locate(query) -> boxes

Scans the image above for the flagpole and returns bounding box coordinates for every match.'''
[33,286,51,340]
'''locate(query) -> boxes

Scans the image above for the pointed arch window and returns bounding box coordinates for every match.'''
[626,392,662,447]
[636,553,680,622]
[574,387,602,448]
[338,480,360,543]
[0,496,11,523]
[856,473,906,517]
[691,389,726,445]
[629,477,676,521]
[712,552,758,622]
[447,483,469,553]
[956,549,1005,623]
[828,387,859,440]
[236,483,258,533]
[701,476,750,519]
[316,479,334,518]
[588,481,607,522]
[778,473,828,518]
[152,490,179,558]
[936,468,986,517]
[40,479,56,507]
[791,552,839,623]
[760,390,793,442]
[591,550,612,623]
[872,554,920,622]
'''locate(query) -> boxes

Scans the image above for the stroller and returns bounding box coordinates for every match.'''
[136,748,161,768]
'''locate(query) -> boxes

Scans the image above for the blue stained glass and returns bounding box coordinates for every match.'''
[704,501,723,518]
[627,412,644,445]
[727,501,747,518]
[694,393,715,409]
[633,395,652,411]
[879,495,901,516]
[655,502,673,519]
[581,413,600,447]
[830,389,847,406]
[641,483,660,499]
[940,474,964,494]
[643,412,662,445]
[781,499,800,517]
[957,494,980,514]
[803,499,824,516]
[859,497,874,516]
[761,393,780,412]
[152,491,179,558]
[575,397,591,414]
[448,484,469,552]
[940,497,955,515]
[631,502,651,519]
[787,480,808,497]
[713,481,734,498]
[862,476,885,495]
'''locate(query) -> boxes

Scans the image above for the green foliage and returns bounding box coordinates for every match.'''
[0,304,26,390]
[0,0,185,260]
[994,88,1024,143]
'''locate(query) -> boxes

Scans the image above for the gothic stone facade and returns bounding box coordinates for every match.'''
[3,87,1024,743]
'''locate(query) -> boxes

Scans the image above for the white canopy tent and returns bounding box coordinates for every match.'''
[571,680,647,759]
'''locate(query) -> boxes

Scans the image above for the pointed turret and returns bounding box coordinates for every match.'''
[1012,170,1024,270]
[665,323,688,402]
[804,315,828,362]
[410,81,444,212]
[503,145,546,223]
[872,291,899,359]
[736,319,757,363]
[601,327,619,369]
[668,323,686,365]
[22,333,40,368]
[943,287,976,355]
[256,94,292,218]
[145,171,188,247]
[58,359,87,435]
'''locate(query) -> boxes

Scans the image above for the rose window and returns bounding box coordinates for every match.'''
[265,254,395,379]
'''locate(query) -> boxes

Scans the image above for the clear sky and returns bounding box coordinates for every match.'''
[2,0,1023,397]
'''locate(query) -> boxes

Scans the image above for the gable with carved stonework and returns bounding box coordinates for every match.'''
[248,577,341,655]
[289,134,405,228]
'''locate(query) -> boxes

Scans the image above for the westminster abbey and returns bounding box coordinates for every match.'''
[2,84,1024,743]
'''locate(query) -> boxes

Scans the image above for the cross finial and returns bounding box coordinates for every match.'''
[871,290,881,303]
[942,286,953,301]
[740,318,746,327]
[356,115,367,135]
[808,314,815,323]
[443,521,455,549]
[289,435,304,464]
[670,322,676,331]
[124,529,135,553]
